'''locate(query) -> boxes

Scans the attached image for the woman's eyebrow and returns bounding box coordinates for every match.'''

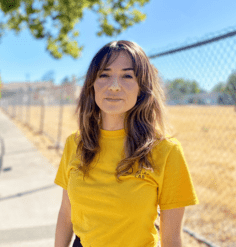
[101,68,134,71]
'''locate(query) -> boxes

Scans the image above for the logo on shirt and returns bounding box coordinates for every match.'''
[134,169,150,179]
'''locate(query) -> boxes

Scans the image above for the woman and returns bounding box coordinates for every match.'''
[54,40,199,247]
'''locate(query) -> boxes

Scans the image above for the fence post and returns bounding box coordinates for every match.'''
[55,87,64,151]
[11,97,14,118]
[19,91,23,122]
[39,97,45,134]
[12,94,16,119]
[25,88,31,130]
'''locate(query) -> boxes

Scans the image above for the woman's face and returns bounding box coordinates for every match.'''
[93,51,140,130]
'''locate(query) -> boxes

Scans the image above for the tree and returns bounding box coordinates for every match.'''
[0,0,150,59]
[211,82,226,93]
[166,78,201,96]
[224,70,236,105]
[199,88,207,94]
[41,69,55,83]
[61,76,70,85]
[189,80,201,94]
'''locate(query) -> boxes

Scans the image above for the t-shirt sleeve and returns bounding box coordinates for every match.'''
[159,141,199,210]
[54,136,71,190]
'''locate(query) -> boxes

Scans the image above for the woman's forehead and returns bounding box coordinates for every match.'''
[100,50,132,69]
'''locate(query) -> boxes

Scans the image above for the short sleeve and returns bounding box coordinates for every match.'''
[159,141,199,210]
[54,136,71,190]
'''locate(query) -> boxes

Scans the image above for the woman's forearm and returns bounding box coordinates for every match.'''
[55,210,74,247]
[161,238,182,247]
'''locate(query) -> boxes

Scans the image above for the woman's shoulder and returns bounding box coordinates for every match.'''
[165,134,181,146]
[65,130,81,146]
[152,133,181,153]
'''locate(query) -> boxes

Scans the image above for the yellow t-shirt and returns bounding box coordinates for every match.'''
[54,129,199,247]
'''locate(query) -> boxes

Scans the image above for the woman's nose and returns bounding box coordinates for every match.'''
[110,77,120,88]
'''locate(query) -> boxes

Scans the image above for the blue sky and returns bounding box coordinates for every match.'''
[0,0,236,92]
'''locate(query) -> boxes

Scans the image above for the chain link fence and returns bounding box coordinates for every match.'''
[151,26,236,247]
[0,77,83,150]
[0,26,236,246]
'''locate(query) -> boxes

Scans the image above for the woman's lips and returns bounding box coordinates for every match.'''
[106,98,122,102]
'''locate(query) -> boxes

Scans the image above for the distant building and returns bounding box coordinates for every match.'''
[1,80,54,92]
[0,77,83,105]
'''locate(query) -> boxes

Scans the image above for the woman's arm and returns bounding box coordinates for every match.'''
[55,189,74,247]
[160,207,185,246]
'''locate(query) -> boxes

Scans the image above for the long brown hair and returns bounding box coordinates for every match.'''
[73,40,176,183]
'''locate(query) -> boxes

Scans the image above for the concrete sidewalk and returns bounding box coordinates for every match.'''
[0,111,75,247]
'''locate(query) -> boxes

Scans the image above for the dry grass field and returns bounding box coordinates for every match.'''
[2,105,236,247]
[167,106,236,246]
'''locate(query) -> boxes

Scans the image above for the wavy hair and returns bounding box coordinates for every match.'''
[73,40,176,183]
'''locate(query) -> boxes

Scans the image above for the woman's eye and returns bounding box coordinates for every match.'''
[99,74,108,78]
[99,74,133,79]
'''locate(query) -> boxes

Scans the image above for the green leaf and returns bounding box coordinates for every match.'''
[0,0,21,13]
[0,0,151,59]
[131,9,146,22]
[73,31,79,37]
